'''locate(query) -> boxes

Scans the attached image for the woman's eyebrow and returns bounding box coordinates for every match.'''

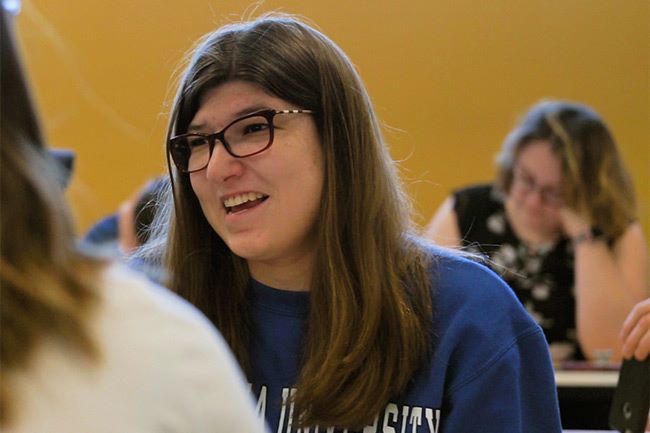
[187,104,273,133]
[187,123,206,133]
[234,104,271,116]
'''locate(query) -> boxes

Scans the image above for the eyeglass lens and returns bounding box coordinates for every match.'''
[514,166,562,205]
[173,113,273,173]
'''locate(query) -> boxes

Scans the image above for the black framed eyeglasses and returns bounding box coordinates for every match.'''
[512,165,563,207]
[168,109,314,173]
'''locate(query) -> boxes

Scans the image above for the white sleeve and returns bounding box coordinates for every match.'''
[102,266,269,433]
[170,318,268,433]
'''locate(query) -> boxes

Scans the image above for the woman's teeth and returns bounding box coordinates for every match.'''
[223,192,265,209]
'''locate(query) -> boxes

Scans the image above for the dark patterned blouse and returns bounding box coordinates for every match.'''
[452,183,584,361]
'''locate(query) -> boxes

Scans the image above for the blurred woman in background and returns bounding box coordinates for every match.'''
[426,100,648,363]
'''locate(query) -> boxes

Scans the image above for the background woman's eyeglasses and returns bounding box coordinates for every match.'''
[512,165,563,207]
[168,109,314,173]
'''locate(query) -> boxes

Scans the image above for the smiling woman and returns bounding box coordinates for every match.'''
[142,13,562,432]
[186,81,324,287]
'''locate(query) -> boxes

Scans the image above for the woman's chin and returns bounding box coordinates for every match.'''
[229,246,265,262]
[525,219,562,237]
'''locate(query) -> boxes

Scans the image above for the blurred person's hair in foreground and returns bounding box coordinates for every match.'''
[0,8,267,432]
[0,6,103,423]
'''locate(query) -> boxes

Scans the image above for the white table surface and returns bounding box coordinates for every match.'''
[555,369,619,387]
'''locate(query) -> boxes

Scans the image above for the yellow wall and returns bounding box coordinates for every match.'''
[16,0,649,241]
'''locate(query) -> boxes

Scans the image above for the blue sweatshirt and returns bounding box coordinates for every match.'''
[248,247,562,432]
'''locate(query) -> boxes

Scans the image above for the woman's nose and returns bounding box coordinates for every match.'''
[204,141,244,182]
[525,188,546,207]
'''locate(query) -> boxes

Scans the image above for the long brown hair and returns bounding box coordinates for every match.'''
[495,100,636,239]
[0,10,104,426]
[149,14,433,428]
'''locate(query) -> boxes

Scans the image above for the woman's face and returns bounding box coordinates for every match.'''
[188,80,324,289]
[506,139,564,234]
